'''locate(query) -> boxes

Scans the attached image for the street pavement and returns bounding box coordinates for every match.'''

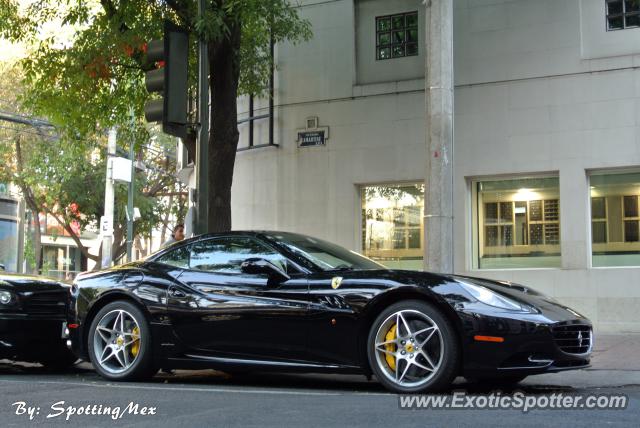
[0,334,639,427]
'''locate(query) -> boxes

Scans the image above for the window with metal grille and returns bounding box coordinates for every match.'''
[375,11,418,60]
[606,0,640,30]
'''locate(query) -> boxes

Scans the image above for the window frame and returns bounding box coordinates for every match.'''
[622,194,640,242]
[588,169,640,268]
[360,181,425,268]
[471,174,562,270]
[591,196,609,244]
[606,0,640,31]
[375,11,419,61]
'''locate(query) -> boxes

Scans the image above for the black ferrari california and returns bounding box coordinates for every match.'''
[0,273,77,368]
[68,231,592,393]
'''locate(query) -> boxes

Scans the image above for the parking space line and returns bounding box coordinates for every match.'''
[0,378,392,397]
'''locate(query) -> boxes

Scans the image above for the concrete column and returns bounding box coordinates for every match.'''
[560,165,590,270]
[424,0,454,273]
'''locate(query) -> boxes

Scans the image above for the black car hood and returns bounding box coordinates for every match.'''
[0,273,69,292]
[447,274,588,318]
[450,274,545,297]
[344,269,586,319]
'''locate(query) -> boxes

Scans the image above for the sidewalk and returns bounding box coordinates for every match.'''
[525,333,640,388]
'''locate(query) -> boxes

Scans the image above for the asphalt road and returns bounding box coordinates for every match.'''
[0,362,638,427]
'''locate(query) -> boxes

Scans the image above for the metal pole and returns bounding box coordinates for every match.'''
[195,0,209,235]
[126,126,135,263]
[248,94,254,148]
[101,126,117,268]
[424,0,454,274]
[269,31,274,146]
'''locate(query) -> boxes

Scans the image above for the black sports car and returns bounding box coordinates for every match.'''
[68,231,592,393]
[0,273,77,368]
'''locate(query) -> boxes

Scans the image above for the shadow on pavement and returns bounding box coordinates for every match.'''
[0,359,576,395]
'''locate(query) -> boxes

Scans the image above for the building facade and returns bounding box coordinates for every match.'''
[214,0,640,332]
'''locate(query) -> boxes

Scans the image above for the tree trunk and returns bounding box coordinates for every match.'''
[112,225,126,263]
[29,208,42,273]
[14,136,42,273]
[207,20,242,233]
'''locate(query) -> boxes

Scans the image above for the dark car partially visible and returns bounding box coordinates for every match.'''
[0,273,76,368]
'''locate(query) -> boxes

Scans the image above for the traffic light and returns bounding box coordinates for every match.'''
[144,21,189,138]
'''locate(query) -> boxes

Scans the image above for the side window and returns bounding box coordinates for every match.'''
[189,237,291,274]
[156,245,190,268]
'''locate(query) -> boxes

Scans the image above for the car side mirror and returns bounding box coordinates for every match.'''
[240,258,290,284]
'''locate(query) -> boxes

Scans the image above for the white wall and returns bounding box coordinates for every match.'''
[228,0,640,332]
[454,0,640,332]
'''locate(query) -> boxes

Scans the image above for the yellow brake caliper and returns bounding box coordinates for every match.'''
[130,326,140,357]
[385,324,397,371]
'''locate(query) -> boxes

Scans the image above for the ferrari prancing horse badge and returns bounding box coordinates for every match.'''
[331,276,343,290]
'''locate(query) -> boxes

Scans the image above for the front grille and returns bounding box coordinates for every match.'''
[22,290,68,317]
[551,324,592,355]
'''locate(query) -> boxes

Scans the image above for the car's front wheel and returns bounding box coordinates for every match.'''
[88,301,156,381]
[367,300,460,393]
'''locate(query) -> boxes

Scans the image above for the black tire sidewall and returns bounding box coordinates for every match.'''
[88,300,154,381]
[367,299,460,393]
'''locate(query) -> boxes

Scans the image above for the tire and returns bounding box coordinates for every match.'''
[465,375,528,386]
[88,300,157,381]
[367,300,460,393]
[39,349,78,371]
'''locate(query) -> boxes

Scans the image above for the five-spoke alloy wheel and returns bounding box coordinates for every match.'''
[88,301,156,381]
[367,300,459,393]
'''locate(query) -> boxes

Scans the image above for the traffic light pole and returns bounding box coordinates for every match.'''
[194,0,209,235]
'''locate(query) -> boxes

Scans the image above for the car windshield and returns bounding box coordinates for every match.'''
[265,232,385,271]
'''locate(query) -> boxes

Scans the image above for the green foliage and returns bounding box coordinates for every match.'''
[0,60,187,263]
[1,0,311,140]
[1,0,311,237]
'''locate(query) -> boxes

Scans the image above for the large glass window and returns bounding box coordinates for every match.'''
[361,183,424,270]
[590,171,640,267]
[0,219,18,272]
[474,177,561,269]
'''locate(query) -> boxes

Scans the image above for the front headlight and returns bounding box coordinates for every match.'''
[0,290,13,305]
[458,280,536,313]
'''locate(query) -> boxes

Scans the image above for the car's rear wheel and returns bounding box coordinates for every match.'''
[88,301,156,381]
[367,300,459,393]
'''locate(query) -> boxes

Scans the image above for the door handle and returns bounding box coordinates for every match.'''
[169,288,187,298]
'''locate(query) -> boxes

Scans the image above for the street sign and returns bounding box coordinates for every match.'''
[100,216,113,236]
[110,157,132,183]
[296,116,329,147]
[298,130,326,147]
